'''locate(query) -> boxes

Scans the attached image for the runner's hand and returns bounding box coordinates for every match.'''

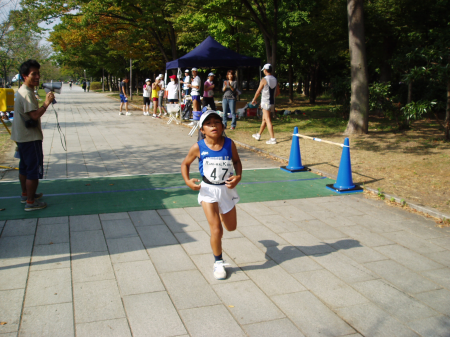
[225,175,241,189]
[187,178,201,191]
[251,99,256,106]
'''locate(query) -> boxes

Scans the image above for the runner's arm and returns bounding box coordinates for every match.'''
[251,78,267,105]
[275,84,280,97]
[226,141,242,189]
[181,143,201,191]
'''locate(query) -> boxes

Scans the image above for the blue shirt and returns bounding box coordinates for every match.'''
[198,138,233,184]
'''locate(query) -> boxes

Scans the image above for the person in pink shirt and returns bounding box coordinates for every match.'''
[203,72,216,110]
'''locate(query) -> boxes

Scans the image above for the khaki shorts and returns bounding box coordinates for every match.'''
[261,103,274,112]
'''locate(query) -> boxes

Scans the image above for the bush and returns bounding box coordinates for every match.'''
[90,82,102,90]
[329,77,351,118]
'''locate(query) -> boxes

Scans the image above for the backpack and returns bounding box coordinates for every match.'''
[182,100,192,120]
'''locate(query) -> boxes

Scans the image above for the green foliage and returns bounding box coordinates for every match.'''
[90,82,102,90]
[377,188,385,200]
[329,77,351,118]
[401,100,437,121]
[369,82,394,115]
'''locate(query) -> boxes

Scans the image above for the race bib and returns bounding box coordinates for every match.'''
[203,158,233,184]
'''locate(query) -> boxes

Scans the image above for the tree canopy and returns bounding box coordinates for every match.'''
[14,0,450,138]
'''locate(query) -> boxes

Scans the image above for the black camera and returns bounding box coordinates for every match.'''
[25,118,39,128]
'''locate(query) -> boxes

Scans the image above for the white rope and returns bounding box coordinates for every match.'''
[293,133,349,148]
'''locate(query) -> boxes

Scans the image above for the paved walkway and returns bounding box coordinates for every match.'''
[1,85,450,336]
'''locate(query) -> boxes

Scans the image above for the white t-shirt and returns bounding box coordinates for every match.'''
[183,76,190,90]
[167,81,179,99]
[191,76,201,96]
[143,84,151,97]
[261,75,277,105]
[158,81,165,97]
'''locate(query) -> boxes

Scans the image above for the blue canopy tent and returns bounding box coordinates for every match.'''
[166,36,260,70]
[165,36,261,119]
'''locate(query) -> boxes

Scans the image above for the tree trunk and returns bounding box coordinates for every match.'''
[345,0,369,134]
[309,66,317,104]
[407,81,412,104]
[288,63,294,103]
[136,72,139,95]
[296,78,302,94]
[305,73,310,97]
[446,78,450,141]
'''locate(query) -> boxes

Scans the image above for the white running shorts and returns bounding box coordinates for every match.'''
[261,102,274,112]
[198,181,240,214]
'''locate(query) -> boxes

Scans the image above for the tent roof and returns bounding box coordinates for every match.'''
[166,36,260,70]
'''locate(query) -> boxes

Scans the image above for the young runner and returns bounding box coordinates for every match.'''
[167,75,179,103]
[157,74,168,116]
[143,79,152,115]
[181,111,242,280]
[203,72,216,110]
[151,76,162,118]
[181,69,190,96]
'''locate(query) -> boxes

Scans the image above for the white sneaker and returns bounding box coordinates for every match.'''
[188,121,194,126]
[126,112,132,116]
[266,138,277,144]
[119,111,124,115]
[252,133,261,141]
[213,260,230,280]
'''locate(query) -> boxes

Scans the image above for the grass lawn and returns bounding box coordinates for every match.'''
[221,92,450,216]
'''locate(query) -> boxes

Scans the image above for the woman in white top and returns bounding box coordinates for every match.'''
[142,79,152,115]
[251,64,280,145]
[167,75,179,103]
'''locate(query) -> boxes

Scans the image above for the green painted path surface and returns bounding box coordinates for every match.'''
[0,169,339,220]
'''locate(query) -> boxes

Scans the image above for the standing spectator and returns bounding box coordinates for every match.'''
[151,75,162,118]
[86,80,91,92]
[69,80,72,89]
[203,72,216,110]
[82,80,86,92]
[189,68,202,112]
[119,77,131,116]
[222,70,237,130]
[167,75,179,103]
[157,74,168,117]
[180,69,190,96]
[143,78,152,115]
[251,63,280,144]
[10,59,55,211]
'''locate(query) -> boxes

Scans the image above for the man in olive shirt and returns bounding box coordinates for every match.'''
[11,59,54,211]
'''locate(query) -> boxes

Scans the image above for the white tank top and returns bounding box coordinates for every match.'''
[261,75,277,105]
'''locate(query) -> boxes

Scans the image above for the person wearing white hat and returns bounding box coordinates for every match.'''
[251,64,280,144]
[142,78,152,115]
[181,110,242,280]
[188,68,202,112]
[203,72,216,110]
[157,74,167,117]
[180,69,190,96]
